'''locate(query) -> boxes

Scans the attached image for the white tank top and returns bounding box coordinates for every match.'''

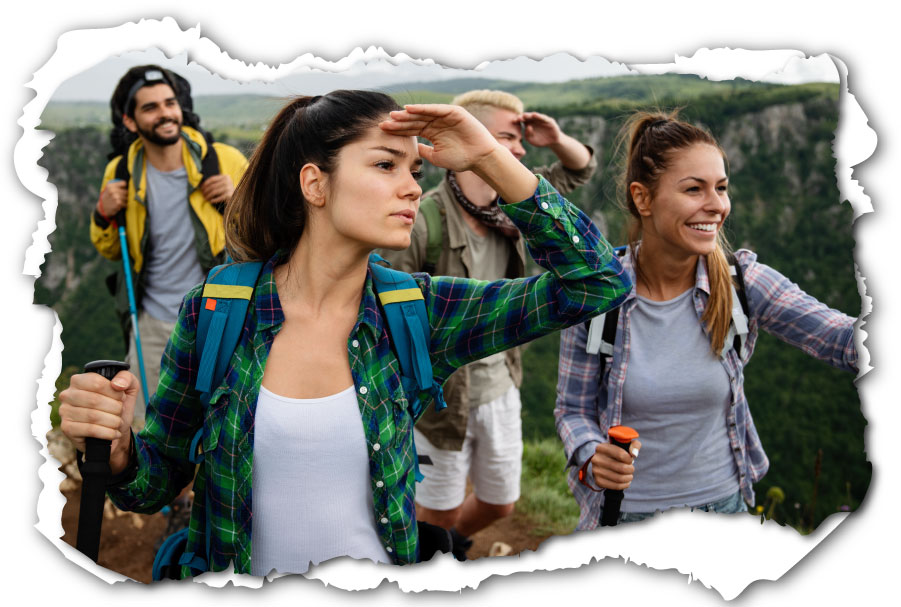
[250,385,390,576]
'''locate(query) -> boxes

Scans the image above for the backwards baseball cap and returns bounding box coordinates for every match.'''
[122,67,177,115]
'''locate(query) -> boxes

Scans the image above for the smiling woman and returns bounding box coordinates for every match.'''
[57,89,632,578]
[555,111,859,530]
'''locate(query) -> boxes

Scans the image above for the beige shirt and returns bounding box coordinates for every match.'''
[377,153,597,450]
[463,227,516,405]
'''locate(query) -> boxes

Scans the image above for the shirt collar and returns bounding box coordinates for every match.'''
[620,243,712,301]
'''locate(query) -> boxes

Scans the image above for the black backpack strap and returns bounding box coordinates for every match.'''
[201,136,220,181]
[585,246,627,394]
[728,253,750,318]
[594,308,619,393]
[113,153,130,183]
[199,134,225,213]
[726,252,751,356]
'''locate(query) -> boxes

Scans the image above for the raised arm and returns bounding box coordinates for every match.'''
[739,249,858,372]
[418,175,630,385]
[380,104,539,204]
[521,111,592,171]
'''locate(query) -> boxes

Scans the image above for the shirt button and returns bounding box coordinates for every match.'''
[359,386,368,395]
[376,481,384,488]
[352,339,360,348]
[573,235,580,244]
[373,443,381,451]
[541,202,549,210]
[380,517,389,524]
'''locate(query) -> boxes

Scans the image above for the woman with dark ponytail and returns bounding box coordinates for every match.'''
[58,90,631,575]
[555,111,859,529]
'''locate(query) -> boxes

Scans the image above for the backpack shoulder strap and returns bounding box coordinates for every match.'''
[725,252,751,356]
[419,195,444,274]
[195,261,264,402]
[111,147,146,204]
[585,246,627,395]
[201,135,220,181]
[369,256,434,402]
[113,154,129,183]
[201,139,224,213]
[585,246,627,358]
[369,254,446,482]
[585,307,618,357]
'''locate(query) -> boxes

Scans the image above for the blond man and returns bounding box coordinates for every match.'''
[378,89,596,554]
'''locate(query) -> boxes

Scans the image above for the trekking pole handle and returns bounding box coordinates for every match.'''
[75,360,130,562]
[600,425,639,527]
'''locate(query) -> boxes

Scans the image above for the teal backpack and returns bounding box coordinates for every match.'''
[152,254,446,580]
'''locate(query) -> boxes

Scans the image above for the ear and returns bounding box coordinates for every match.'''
[299,163,327,207]
[122,114,138,134]
[630,182,652,216]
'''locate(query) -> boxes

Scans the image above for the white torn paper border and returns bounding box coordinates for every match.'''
[10,9,887,606]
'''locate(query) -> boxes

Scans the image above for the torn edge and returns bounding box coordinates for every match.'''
[19,19,868,597]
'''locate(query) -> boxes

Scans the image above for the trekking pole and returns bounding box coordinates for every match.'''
[113,204,150,408]
[75,359,130,562]
[600,425,639,527]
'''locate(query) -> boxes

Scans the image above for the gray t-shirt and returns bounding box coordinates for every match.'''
[617,288,739,512]
[141,164,206,322]
[464,225,514,406]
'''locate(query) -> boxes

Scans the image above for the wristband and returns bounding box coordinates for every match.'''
[96,197,112,224]
[578,457,604,493]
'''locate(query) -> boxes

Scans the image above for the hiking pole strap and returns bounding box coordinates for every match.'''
[599,425,639,527]
[76,360,130,562]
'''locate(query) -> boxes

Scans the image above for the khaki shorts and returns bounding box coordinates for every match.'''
[413,386,523,509]
[125,310,176,430]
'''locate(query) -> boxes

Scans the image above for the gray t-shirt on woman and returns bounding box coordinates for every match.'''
[617,288,739,513]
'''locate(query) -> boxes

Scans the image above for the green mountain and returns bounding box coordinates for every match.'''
[34,76,864,531]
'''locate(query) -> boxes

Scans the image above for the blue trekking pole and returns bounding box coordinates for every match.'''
[112,199,150,408]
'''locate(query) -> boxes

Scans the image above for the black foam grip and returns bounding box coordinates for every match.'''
[75,360,129,562]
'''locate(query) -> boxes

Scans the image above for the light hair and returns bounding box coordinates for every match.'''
[620,110,734,355]
[451,89,524,123]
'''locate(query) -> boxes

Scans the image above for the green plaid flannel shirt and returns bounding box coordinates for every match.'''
[107,176,630,574]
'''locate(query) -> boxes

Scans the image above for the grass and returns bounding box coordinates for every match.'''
[518,437,580,536]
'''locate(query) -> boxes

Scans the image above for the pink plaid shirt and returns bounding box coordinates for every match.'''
[554,248,858,530]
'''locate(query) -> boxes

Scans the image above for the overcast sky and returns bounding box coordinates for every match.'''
[49,46,841,102]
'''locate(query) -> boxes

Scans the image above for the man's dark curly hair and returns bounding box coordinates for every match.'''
[107,64,209,159]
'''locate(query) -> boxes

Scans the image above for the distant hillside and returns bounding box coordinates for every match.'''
[34,75,863,531]
[41,74,794,132]
[386,73,777,108]
[39,94,283,137]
